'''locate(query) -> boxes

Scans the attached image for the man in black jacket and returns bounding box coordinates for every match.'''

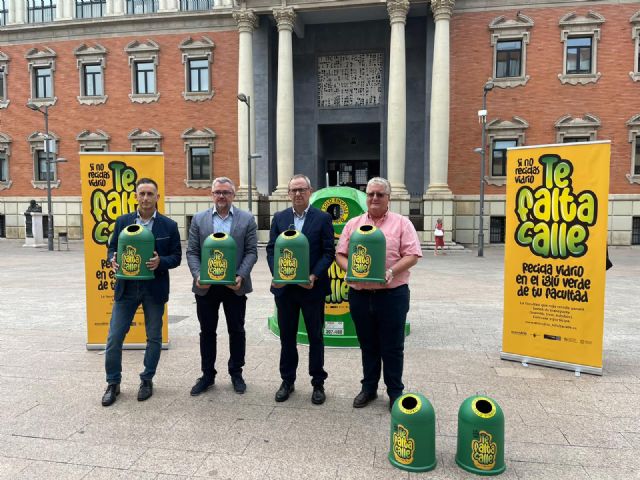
[102,178,182,406]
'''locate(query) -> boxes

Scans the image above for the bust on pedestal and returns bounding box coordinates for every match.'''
[24,200,47,248]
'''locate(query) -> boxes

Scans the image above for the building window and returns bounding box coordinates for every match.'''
[485,116,528,186]
[491,139,517,177]
[489,12,532,88]
[74,44,107,106]
[0,132,11,190]
[189,147,211,180]
[180,0,212,11]
[631,11,640,82]
[180,37,215,102]
[126,0,158,15]
[129,128,162,151]
[26,47,57,107]
[76,0,104,18]
[125,40,160,103]
[632,217,640,245]
[27,0,56,23]
[626,114,640,184]
[559,11,604,85]
[490,217,506,244]
[566,37,592,74]
[555,114,600,144]
[28,131,60,189]
[36,150,56,181]
[77,129,109,151]
[0,52,8,109]
[0,0,7,26]
[182,127,216,188]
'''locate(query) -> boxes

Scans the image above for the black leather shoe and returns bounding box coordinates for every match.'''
[275,381,294,402]
[353,390,377,408]
[137,379,153,401]
[231,375,246,394]
[101,384,120,407]
[190,376,214,396]
[389,396,400,412]
[311,386,326,405]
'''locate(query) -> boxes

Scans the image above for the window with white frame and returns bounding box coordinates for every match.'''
[125,40,160,103]
[626,114,640,184]
[74,44,107,105]
[27,0,56,23]
[180,37,215,102]
[180,0,212,11]
[77,129,109,152]
[76,0,105,18]
[555,114,600,144]
[0,51,8,109]
[182,127,216,188]
[25,47,57,107]
[489,13,533,88]
[631,11,640,82]
[558,11,604,85]
[28,131,60,189]
[0,0,7,27]
[485,116,528,185]
[129,128,162,151]
[0,132,11,190]
[126,0,158,14]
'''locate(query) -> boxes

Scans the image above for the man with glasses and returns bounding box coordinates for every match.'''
[266,174,335,405]
[186,177,257,396]
[335,177,422,411]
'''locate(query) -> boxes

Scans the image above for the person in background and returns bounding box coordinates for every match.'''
[434,218,445,256]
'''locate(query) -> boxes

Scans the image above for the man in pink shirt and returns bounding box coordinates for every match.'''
[335,177,422,411]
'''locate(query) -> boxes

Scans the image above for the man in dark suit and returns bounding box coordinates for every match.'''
[102,178,182,406]
[186,177,258,396]
[266,174,335,405]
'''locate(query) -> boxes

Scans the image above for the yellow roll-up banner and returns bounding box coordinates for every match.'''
[80,153,169,349]
[502,142,610,373]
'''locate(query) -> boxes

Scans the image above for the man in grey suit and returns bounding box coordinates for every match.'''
[186,177,258,395]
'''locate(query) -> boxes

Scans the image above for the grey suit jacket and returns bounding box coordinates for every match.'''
[186,206,258,296]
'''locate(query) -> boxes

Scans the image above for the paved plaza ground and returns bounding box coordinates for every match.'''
[0,239,639,479]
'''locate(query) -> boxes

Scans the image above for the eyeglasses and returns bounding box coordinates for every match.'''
[366,192,388,199]
[212,191,234,197]
[288,188,310,194]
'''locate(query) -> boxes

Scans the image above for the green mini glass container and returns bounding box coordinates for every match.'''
[273,229,310,284]
[199,232,237,285]
[346,224,387,283]
[115,224,155,280]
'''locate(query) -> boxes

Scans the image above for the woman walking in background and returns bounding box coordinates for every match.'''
[434,218,445,256]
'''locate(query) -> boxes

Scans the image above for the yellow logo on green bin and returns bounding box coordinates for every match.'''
[392,425,415,465]
[278,249,298,280]
[350,245,372,278]
[471,431,497,470]
[121,245,141,276]
[207,250,228,280]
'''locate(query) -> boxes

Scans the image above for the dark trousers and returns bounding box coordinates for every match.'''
[195,286,247,379]
[349,285,410,399]
[275,291,328,386]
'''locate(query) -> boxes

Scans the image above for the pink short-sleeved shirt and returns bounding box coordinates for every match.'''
[336,210,423,290]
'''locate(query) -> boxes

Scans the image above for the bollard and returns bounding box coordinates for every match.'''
[455,395,506,476]
[346,225,387,283]
[199,232,237,285]
[115,224,155,280]
[388,393,437,472]
[273,229,310,284]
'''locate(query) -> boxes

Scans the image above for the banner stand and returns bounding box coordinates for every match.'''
[500,352,602,376]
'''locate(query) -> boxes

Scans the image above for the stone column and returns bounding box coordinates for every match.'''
[426,0,454,195]
[386,0,410,197]
[56,0,73,20]
[233,8,258,199]
[113,0,124,16]
[272,6,296,195]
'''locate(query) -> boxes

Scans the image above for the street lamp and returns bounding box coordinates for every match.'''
[476,81,494,258]
[237,93,253,213]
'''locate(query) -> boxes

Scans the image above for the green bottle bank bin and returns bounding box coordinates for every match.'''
[115,224,155,280]
[455,395,506,476]
[346,225,386,283]
[273,230,310,284]
[388,393,437,472]
[199,232,237,285]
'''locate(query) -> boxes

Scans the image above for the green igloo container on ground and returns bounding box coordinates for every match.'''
[200,232,237,285]
[455,395,506,476]
[272,229,310,284]
[388,393,437,472]
[115,224,155,280]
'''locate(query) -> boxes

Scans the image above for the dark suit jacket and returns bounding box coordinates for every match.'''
[266,206,335,300]
[107,212,182,304]
[185,206,258,296]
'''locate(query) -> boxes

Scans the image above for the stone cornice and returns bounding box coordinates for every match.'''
[273,6,296,32]
[431,0,454,22]
[387,0,410,25]
[233,8,259,33]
